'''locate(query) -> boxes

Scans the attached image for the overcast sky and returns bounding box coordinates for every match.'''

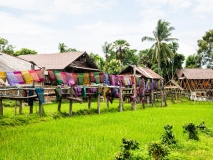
[0,0,212,59]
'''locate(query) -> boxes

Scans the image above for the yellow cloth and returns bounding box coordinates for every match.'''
[83,73,90,85]
[21,70,33,84]
[103,87,109,98]
[0,71,6,82]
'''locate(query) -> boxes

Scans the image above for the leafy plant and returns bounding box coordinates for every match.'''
[115,138,139,160]
[148,142,169,160]
[161,125,177,145]
[197,121,213,137]
[183,123,199,140]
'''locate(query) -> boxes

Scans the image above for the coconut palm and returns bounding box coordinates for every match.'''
[112,39,130,71]
[102,41,112,61]
[142,19,178,76]
[58,43,67,53]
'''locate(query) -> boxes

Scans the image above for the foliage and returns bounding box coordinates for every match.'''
[138,49,155,68]
[114,138,139,160]
[197,29,213,68]
[102,41,112,61]
[141,19,178,76]
[122,49,139,66]
[14,48,37,56]
[0,37,15,55]
[148,142,169,160]
[185,53,201,68]
[89,53,106,71]
[107,59,120,74]
[2,100,16,107]
[58,43,77,53]
[197,121,213,137]
[183,123,199,140]
[161,125,177,145]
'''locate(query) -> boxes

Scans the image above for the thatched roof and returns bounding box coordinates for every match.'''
[119,65,163,79]
[18,52,100,71]
[176,68,213,80]
[0,52,34,71]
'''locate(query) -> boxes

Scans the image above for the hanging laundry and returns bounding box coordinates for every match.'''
[29,70,40,82]
[6,72,19,86]
[118,75,125,86]
[83,73,90,85]
[54,70,63,85]
[94,72,100,84]
[35,88,45,104]
[66,73,75,86]
[48,70,55,82]
[35,70,45,82]
[14,71,25,84]
[0,71,6,82]
[72,73,78,85]
[90,72,95,83]
[61,72,67,85]
[99,72,104,83]
[78,73,84,85]
[104,73,110,85]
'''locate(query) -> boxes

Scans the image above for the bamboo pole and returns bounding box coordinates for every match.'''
[0,98,3,116]
[132,65,137,110]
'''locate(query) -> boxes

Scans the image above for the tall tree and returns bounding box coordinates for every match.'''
[14,48,37,56]
[102,41,112,61]
[185,54,201,68]
[197,29,213,68]
[169,42,179,79]
[141,19,178,76]
[89,53,106,71]
[112,39,130,72]
[138,49,155,68]
[58,43,67,53]
[0,37,15,55]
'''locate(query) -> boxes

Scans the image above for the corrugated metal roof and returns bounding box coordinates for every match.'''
[176,69,213,79]
[0,52,33,71]
[18,52,99,70]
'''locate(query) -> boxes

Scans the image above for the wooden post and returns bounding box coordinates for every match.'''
[0,98,3,116]
[69,86,74,116]
[29,104,33,114]
[151,79,154,107]
[19,100,22,114]
[58,99,62,112]
[132,65,137,110]
[41,67,45,88]
[106,96,109,108]
[87,96,91,109]
[97,86,101,114]
[119,84,123,112]
[39,102,43,116]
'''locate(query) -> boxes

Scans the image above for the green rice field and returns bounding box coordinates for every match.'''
[0,99,213,159]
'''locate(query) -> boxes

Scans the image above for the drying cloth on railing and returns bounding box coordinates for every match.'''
[6,72,19,86]
[103,87,109,98]
[72,73,78,85]
[141,78,145,90]
[14,71,25,84]
[0,71,6,82]
[35,70,45,82]
[94,72,100,84]
[78,73,84,85]
[29,70,40,82]
[61,72,67,84]
[104,73,110,85]
[35,88,44,104]
[55,86,62,101]
[90,72,95,82]
[54,70,63,85]
[118,75,125,86]
[145,80,151,91]
[83,73,90,85]
[21,70,33,84]
[81,86,86,97]
[126,76,131,85]
[99,72,104,83]
[89,87,97,93]
[66,73,75,86]
[74,86,82,97]
[48,70,55,81]
[28,89,34,106]
[110,75,118,86]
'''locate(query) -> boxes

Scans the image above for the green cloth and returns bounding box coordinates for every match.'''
[78,73,84,85]
[94,72,100,84]
[54,70,63,85]
[55,86,62,101]
[81,86,86,97]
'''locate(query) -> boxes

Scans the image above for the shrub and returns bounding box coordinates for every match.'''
[183,123,199,140]
[161,125,177,145]
[148,142,169,160]
[115,138,139,160]
[197,121,213,137]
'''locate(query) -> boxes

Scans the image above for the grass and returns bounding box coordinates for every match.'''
[0,99,213,159]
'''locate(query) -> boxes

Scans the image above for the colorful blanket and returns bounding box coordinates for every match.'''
[78,73,84,85]
[35,70,45,82]
[54,70,63,85]
[29,70,40,82]
[83,73,90,85]
[61,72,67,84]
[6,72,19,86]
[66,73,75,86]
[14,71,25,84]
[94,72,100,84]
[0,71,6,82]
[35,88,44,104]
[48,70,55,81]
[21,70,33,84]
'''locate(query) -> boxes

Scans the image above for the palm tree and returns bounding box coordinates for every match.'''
[169,42,179,79]
[112,39,130,72]
[58,43,67,53]
[102,41,112,61]
[141,19,178,76]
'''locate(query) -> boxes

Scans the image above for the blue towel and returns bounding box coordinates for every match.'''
[28,89,34,106]
[35,88,45,104]
[104,73,110,85]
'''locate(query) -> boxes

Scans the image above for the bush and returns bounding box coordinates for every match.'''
[161,125,177,145]
[197,121,213,137]
[183,123,199,140]
[148,142,169,160]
